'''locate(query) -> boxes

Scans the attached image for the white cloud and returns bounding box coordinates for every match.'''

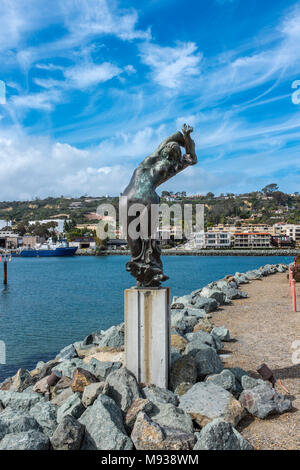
[11,89,62,111]
[0,130,132,200]
[140,41,202,89]
[64,62,122,89]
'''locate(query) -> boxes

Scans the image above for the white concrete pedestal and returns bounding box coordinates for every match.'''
[124,287,170,388]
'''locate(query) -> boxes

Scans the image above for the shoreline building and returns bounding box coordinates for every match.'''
[233,232,272,249]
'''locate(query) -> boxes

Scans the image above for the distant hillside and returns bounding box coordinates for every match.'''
[0,185,299,228]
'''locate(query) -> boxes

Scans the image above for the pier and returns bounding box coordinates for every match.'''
[214,272,300,450]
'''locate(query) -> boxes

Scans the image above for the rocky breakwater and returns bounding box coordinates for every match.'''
[0,263,292,450]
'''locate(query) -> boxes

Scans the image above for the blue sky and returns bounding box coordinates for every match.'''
[0,0,300,200]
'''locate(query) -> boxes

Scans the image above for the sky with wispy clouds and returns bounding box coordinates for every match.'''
[0,0,300,200]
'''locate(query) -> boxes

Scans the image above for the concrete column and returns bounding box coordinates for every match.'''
[124,287,170,389]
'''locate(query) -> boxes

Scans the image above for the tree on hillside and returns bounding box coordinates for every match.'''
[261,183,279,195]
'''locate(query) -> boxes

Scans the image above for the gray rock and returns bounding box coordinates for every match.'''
[57,392,85,423]
[205,369,236,393]
[174,383,193,396]
[97,324,124,349]
[36,361,46,370]
[0,430,50,450]
[103,367,141,413]
[82,382,104,407]
[185,330,222,351]
[234,273,249,285]
[0,390,43,411]
[0,408,42,440]
[183,307,207,319]
[82,331,102,346]
[194,418,253,450]
[179,382,245,427]
[276,264,287,273]
[131,411,195,450]
[190,296,218,312]
[229,367,249,394]
[185,344,223,379]
[51,415,85,450]
[200,286,227,305]
[54,358,85,378]
[245,269,263,280]
[170,349,182,366]
[239,383,292,419]
[29,401,57,438]
[10,368,34,392]
[149,402,194,434]
[241,375,265,390]
[51,387,74,407]
[79,394,133,450]
[143,384,179,406]
[56,344,78,361]
[87,358,122,381]
[171,294,192,307]
[212,326,230,342]
[169,355,197,392]
[171,310,198,334]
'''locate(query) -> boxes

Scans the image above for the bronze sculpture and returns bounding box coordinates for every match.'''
[122,124,197,287]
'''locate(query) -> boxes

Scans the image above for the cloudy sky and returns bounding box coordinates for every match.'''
[0,0,300,200]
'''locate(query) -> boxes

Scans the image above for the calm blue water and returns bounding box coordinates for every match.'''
[0,255,292,381]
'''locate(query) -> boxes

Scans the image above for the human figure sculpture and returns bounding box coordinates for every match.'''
[122,124,197,287]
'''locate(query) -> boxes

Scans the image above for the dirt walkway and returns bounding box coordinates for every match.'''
[213,272,300,450]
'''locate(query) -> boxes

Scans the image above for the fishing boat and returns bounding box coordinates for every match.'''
[16,238,77,257]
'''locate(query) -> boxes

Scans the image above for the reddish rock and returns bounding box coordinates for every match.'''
[71,368,98,393]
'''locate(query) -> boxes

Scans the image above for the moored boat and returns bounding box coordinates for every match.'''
[16,238,77,257]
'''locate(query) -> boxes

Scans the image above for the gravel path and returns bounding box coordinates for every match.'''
[213,272,300,450]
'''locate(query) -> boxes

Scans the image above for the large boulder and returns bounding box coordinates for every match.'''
[149,402,194,434]
[179,382,245,427]
[171,334,188,352]
[51,388,74,407]
[0,390,43,412]
[9,369,34,392]
[131,411,195,450]
[54,359,86,379]
[82,382,104,407]
[56,344,78,361]
[245,270,263,280]
[193,318,213,333]
[142,384,178,406]
[169,355,197,392]
[103,367,141,414]
[96,324,124,349]
[186,344,223,379]
[125,398,153,432]
[0,430,50,450]
[185,330,222,351]
[0,408,42,440]
[200,287,227,305]
[241,375,265,390]
[171,294,192,307]
[194,418,253,450]
[57,393,85,423]
[171,310,198,334]
[239,383,292,419]
[51,415,85,450]
[211,326,230,342]
[79,394,133,450]
[71,368,98,393]
[190,296,218,312]
[87,358,122,381]
[205,369,236,394]
[234,273,249,285]
[29,401,58,438]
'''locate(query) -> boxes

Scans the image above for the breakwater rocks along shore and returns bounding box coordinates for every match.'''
[77,248,299,256]
[0,263,293,450]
